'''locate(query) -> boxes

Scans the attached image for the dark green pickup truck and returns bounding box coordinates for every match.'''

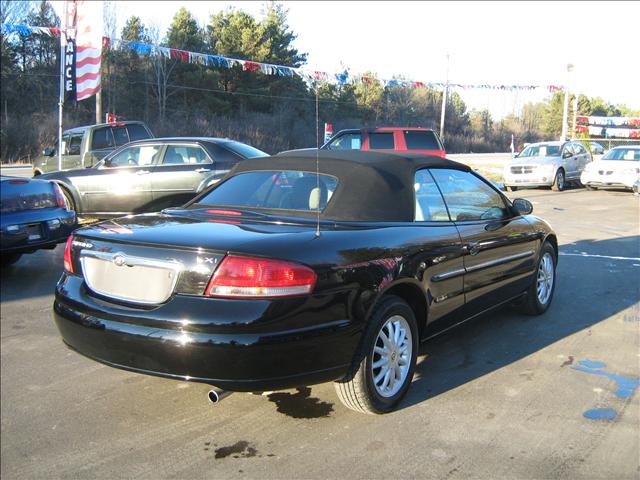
[33,121,153,175]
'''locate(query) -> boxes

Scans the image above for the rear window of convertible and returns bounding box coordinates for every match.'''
[196,171,339,212]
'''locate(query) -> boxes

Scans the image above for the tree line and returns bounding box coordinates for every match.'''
[1,0,638,162]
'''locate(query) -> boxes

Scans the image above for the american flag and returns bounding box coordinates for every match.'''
[74,0,103,101]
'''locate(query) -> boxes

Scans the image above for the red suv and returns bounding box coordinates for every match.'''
[321,127,446,158]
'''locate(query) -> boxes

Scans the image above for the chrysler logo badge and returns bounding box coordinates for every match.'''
[113,254,126,267]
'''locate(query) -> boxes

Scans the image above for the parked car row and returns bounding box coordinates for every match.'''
[504,141,639,193]
[6,117,637,415]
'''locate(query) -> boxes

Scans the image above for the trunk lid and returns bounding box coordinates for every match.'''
[0,177,57,213]
[70,210,322,304]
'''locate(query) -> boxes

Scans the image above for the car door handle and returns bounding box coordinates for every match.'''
[195,168,211,173]
[463,241,481,255]
[136,170,150,175]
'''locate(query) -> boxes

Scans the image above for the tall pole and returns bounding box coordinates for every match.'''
[96,90,102,124]
[439,52,449,141]
[560,63,574,141]
[571,96,578,140]
[57,1,67,171]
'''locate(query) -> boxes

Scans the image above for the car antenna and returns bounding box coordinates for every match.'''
[315,84,321,238]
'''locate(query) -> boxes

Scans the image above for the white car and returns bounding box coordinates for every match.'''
[504,141,592,192]
[580,145,640,191]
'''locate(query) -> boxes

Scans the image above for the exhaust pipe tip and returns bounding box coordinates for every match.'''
[207,387,231,404]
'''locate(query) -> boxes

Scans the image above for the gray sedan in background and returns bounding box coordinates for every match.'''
[38,138,268,218]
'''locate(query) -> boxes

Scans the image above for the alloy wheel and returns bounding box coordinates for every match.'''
[536,252,554,305]
[371,315,413,398]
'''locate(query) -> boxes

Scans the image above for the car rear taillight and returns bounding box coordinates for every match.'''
[53,183,67,209]
[205,255,317,298]
[63,236,74,273]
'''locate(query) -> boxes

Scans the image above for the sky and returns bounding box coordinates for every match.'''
[53,1,640,119]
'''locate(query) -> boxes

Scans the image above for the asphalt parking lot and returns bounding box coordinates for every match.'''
[1,187,639,479]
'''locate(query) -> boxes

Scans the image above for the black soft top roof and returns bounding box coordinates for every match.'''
[228,150,470,222]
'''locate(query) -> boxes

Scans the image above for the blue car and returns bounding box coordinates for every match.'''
[1,176,76,266]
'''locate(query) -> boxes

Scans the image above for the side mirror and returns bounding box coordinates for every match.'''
[43,147,55,157]
[512,198,533,215]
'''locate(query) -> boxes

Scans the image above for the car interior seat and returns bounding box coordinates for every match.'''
[283,177,328,210]
[164,151,185,164]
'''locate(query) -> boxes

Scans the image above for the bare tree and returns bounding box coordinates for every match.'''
[147,22,176,124]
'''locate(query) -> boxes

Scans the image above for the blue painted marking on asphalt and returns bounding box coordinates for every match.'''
[578,360,607,369]
[572,360,640,399]
[583,408,617,421]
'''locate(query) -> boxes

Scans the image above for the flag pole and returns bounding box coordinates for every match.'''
[57,1,67,172]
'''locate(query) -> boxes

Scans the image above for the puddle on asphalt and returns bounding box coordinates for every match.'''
[267,387,334,418]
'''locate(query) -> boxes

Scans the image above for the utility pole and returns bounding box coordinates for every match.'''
[439,52,449,141]
[571,96,578,140]
[57,1,68,172]
[96,89,102,124]
[560,63,574,141]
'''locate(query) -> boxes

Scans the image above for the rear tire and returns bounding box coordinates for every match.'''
[1,253,22,267]
[61,187,76,212]
[551,169,566,191]
[334,295,418,414]
[519,241,557,315]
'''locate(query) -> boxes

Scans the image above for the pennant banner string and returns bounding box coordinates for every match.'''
[1,23,565,92]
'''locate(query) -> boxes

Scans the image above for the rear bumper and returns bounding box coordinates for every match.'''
[0,208,76,253]
[53,274,360,391]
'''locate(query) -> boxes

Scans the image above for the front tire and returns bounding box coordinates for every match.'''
[551,169,566,191]
[519,241,557,315]
[334,295,418,414]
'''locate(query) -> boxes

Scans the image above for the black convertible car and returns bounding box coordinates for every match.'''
[53,151,557,414]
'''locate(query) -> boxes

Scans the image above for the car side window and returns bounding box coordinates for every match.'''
[573,143,586,155]
[162,146,211,165]
[414,169,450,221]
[328,133,361,150]
[92,127,114,150]
[405,131,440,150]
[430,169,509,222]
[68,134,83,155]
[108,145,161,168]
[112,126,130,147]
[562,144,574,157]
[126,124,150,141]
[369,132,395,150]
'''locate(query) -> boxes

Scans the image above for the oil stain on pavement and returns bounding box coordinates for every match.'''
[267,387,334,418]
[213,441,258,459]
